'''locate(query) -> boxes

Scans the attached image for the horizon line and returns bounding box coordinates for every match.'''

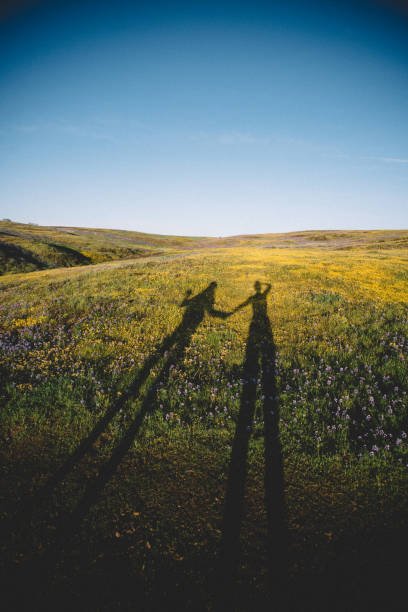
[1,218,407,240]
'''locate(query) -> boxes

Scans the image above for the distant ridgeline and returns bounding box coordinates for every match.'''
[1,220,407,275]
[0,220,199,275]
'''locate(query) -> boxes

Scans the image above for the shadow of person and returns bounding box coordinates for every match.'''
[54,282,230,533]
[2,282,232,604]
[2,282,229,542]
[219,281,288,606]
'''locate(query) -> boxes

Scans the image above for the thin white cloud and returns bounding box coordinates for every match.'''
[191,130,271,145]
[378,156,408,164]
[9,119,120,143]
[7,117,150,144]
[13,120,80,134]
[361,154,408,164]
[216,131,271,145]
[190,130,350,161]
[14,123,41,133]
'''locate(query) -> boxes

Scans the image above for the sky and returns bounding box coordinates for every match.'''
[0,0,407,236]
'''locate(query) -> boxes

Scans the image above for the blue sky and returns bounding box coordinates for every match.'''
[1,0,407,235]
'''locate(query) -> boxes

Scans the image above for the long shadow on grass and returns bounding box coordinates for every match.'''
[2,282,231,606]
[218,281,288,606]
[52,282,229,535]
[3,282,228,538]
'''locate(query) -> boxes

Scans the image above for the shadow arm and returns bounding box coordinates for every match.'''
[208,306,232,319]
[232,297,251,313]
[180,290,193,307]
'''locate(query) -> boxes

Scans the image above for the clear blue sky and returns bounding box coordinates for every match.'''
[1,0,407,236]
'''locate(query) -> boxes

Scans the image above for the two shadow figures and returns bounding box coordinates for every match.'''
[7,280,287,598]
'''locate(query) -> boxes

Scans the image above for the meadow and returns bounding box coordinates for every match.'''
[0,235,407,610]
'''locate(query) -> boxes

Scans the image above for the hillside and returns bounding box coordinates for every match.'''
[0,220,207,275]
[1,220,407,275]
[218,229,408,250]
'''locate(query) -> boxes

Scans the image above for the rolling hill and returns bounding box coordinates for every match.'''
[1,220,407,276]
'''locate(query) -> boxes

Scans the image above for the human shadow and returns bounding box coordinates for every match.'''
[219,281,288,604]
[4,282,228,539]
[54,282,230,536]
[2,282,233,604]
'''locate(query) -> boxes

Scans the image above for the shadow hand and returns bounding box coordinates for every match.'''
[221,311,233,319]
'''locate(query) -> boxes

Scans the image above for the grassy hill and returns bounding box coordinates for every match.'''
[0,234,407,610]
[218,228,408,250]
[1,220,407,275]
[0,220,206,275]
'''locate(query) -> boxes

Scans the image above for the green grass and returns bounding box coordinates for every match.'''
[1,219,408,275]
[0,230,407,610]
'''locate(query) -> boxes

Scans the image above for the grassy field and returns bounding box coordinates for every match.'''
[0,232,407,610]
[1,219,408,275]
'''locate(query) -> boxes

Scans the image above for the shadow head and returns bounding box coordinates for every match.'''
[204,281,218,300]
[254,280,261,292]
